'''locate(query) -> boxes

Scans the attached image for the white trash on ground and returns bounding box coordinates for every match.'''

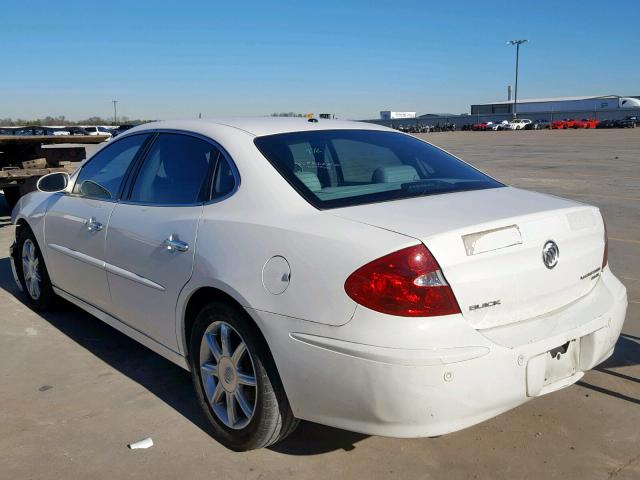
[128,437,154,450]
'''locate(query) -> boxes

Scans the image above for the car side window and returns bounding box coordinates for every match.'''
[73,133,149,200]
[129,133,217,205]
[212,156,236,198]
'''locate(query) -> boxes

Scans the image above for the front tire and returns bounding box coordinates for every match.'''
[16,227,56,310]
[189,301,298,450]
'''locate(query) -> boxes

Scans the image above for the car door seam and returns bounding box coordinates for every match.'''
[103,201,119,303]
[173,204,205,349]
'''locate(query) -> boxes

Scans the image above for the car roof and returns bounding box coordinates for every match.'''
[126,117,393,138]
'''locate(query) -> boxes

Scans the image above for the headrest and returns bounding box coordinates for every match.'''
[372,165,419,184]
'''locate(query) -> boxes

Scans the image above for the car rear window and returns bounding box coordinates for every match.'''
[254,129,503,209]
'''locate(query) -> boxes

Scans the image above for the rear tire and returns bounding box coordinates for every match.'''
[189,301,298,451]
[16,227,56,310]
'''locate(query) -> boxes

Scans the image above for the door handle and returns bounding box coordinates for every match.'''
[162,234,189,253]
[86,217,103,232]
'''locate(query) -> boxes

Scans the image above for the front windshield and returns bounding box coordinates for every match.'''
[254,129,503,209]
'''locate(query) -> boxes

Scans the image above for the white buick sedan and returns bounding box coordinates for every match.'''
[9,118,627,451]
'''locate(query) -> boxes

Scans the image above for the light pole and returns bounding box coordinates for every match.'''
[112,100,118,125]
[506,39,527,119]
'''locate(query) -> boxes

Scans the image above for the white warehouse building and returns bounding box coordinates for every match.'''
[471,95,640,115]
[380,111,417,120]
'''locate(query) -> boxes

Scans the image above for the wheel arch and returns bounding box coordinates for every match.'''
[13,216,53,271]
[14,216,30,232]
[179,285,273,367]
[179,284,295,410]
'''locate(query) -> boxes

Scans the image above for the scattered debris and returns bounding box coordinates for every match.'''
[128,437,154,450]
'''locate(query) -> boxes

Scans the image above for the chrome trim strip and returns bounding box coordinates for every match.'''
[47,243,106,269]
[49,243,165,291]
[105,262,165,291]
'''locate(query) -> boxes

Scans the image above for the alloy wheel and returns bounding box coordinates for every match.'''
[21,239,41,300]
[199,321,258,429]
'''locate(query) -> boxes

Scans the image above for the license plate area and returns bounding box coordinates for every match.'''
[543,339,580,386]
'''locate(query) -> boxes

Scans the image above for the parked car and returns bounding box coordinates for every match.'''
[571,119,600,129]
[63,126,90,136]
[506,119,532,130]
[83,126,113,137]
[10,118,627,451]
[11,126,59,136]
[552,119,582,129]
[580,119,600,129]
[51,128,71,136]
[484,121,508,131]
[471,122,488,131]
[596,119,616,129]
[564,119,585,129]
[111,124,138,137]
[618,116,637,128]
[524,120,550,130]
[484,121,504,131]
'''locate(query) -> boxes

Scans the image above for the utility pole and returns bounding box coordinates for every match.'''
[507,40,528,119]
[112,100,118,125]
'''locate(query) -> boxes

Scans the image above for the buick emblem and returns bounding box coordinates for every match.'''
[542,241,560,269]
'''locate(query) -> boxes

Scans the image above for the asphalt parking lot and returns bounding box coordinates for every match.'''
[0,129,638,480]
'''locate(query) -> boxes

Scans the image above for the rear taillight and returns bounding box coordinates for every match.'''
[602,219,609,269]
[344,244,460,317]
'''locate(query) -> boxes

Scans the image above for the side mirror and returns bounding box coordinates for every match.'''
[37,172,69,193]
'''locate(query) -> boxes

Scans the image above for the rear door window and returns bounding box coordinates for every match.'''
[128,133,217,205]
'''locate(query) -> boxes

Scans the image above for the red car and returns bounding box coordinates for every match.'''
[581,118,600,129]
[471,122,488,131]
[552,119,585,129]
[553,118,600,129]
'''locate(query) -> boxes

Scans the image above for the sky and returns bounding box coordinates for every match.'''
[1,0,638,121]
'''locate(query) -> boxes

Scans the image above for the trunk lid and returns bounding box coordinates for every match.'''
[332,187,605,329]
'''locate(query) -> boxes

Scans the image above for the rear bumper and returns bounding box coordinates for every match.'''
[251,267,627,437]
